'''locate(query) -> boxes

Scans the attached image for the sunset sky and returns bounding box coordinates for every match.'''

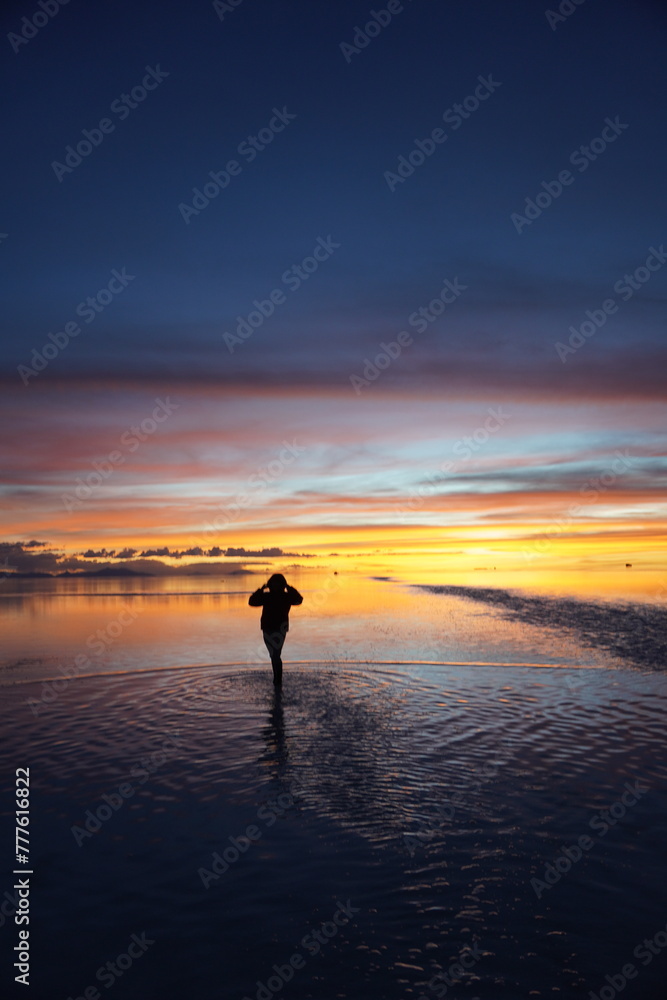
[2,0,666,577]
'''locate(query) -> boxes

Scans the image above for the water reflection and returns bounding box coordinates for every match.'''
[3,658,667,999]
[2,571,663,691]
[259,686,288,785]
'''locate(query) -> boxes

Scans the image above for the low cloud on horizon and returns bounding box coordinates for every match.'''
[0,541,314,577]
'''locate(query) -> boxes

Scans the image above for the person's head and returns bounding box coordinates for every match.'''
[267,573,287,592]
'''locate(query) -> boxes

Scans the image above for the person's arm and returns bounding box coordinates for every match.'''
[286,585,303,606]
[248,585,266,607]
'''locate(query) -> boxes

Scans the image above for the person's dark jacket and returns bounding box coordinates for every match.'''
[248,585,303,632]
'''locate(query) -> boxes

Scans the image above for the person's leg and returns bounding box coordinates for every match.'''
[263,630,286,684]
[272,649,282,685]
[270,631,285,685]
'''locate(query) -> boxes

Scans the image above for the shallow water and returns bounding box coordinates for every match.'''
[0,571,654,688]
[1,575,666,998]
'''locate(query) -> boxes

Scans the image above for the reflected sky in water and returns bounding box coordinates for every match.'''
[3,568,664,686]
[2,654,666,998]
[2,570,666,997]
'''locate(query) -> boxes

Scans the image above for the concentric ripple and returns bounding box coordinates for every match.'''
[3,659,667,998]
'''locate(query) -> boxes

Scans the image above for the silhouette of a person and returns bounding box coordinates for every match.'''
[248,574,303,685]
